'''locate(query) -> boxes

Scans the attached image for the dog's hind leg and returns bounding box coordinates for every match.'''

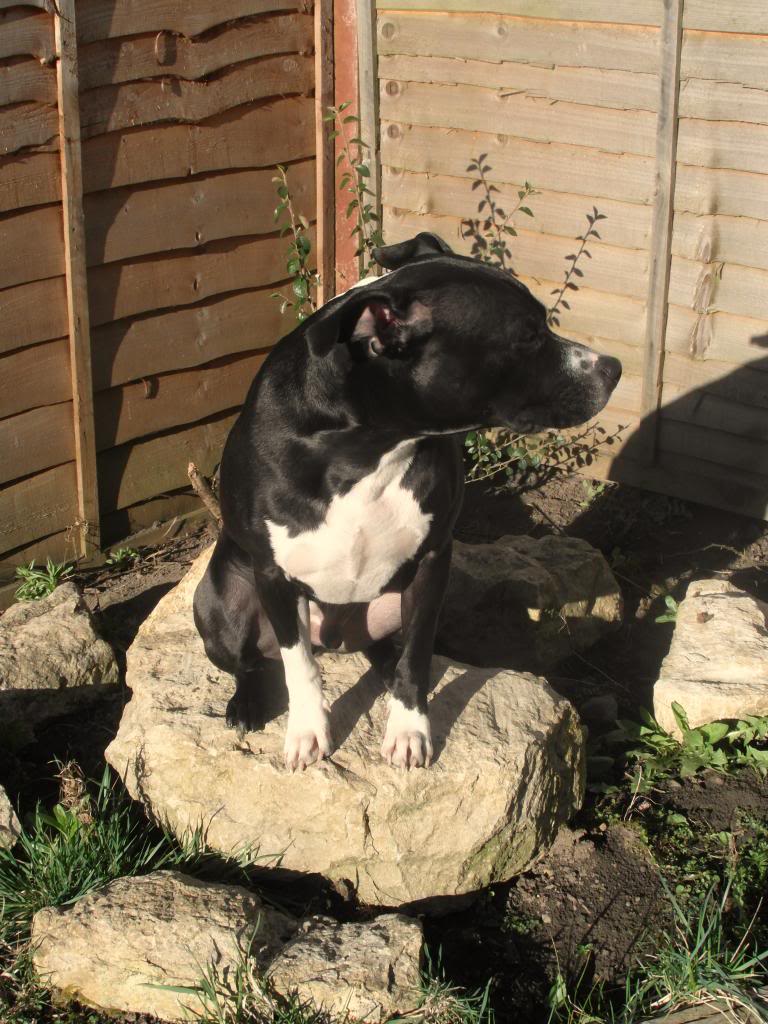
[193,532,279,732]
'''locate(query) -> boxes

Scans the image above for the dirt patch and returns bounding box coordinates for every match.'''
[661,770,768,832]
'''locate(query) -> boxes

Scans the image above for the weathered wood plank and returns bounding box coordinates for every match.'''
[0,401,74,485]
[0,151,61,213]
[383,206,649,299]
[680,77,768,127]
[76,0,302,43]
[78,55,314,139]
[0,462,78,554]
[0,276,68,353]
[380,80,658,157]
[670,256,768,322]
[379,54,659,113]
[95,351,266,451]
[682,1,768,34]
[678,118,768,176]
[663,350,768,408]
[0,8,54,61]
[0,57,57,107]
[0,98,312,212]
[381,121,656,204]
[383,167,653,252]
[377,11,660,73]
[85,160,315,267]
[100,494,205,550]
[375,0,662,25]
[661,383,768,442]
[0,203,64,288]
[682,28,768,90]
[358,0,381,277]
[98,412,237,512]
[92,288,288,390]
[0,100,58,155]
[676,164,768,222]
[78,13,313,90]
[660,418,768,477]
[314,0,335,303]
[0,337,70,418]
[672,212,768,274]
[55,0,100,557]
[665,305,768,366]
[88,231,306,327]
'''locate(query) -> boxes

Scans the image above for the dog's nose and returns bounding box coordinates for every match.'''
[597,355,622,385]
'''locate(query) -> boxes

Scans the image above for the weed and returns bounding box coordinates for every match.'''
[461,154,537,272]
[271,164,319,322]
[655,594,679,624]
[104,547,138,569]
[579,480,608,510]
[548,208,607,329]
[14,559,73,602]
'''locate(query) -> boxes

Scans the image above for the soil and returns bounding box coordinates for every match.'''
[3,470,768,1023]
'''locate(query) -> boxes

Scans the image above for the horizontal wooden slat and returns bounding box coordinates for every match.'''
[0,337,70,418]
[0,275,67,353]
[79,13,314,90]
[0,8,54,61]
[100,492,205,549]
[98,411,237,512]
[94,350,267,450]
[376,1,662,25]
[379,54,659,113]
[384,207,649,299]
[0,57,57,107]
[380,80,658,157]
[675,164,768,222]
[0,151,61,213]
[671,212,768,274]
[661,382,768,441]
[92,287,289,389]
[0,203,63,288]
[682,29,768,90]
[0,401,74,485]
[520,275,646,347]
[659,418,768,477]
[665,306,768,366]
[678,118,768,176]
[679,78,768,127]
[670,256,768,322]
[0,462,78,553]
[85,160,315,266]
[384,167,652,251]
[682,1,768,34]
[377,11,660,74]
[0,97,313,212]
[663,351,768,408]
[88,230,307,327]
[382,122,656,204]
[76,0,302,43]
[0,100,58,155]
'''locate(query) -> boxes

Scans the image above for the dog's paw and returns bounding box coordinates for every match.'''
[225,691,264,733]
[381,699,433,769]
[284,701,332,771]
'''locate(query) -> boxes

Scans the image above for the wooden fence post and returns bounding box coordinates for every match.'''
[54,0,101,558]
[638,0,684,465]
[357,0,381,267]
[315,0,336,305]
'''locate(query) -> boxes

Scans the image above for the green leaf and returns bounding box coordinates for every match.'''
[357,164,370,177]
[698,721,730,745]
[671,702,690,734]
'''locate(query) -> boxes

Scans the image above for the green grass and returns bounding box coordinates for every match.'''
[14,559,74,602]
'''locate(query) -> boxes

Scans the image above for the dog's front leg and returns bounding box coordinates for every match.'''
[381,543,452,769]
[254,567,332,770]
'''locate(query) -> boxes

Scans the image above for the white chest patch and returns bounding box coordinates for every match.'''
[266,440,432,604]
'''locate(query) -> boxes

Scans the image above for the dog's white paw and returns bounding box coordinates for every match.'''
[381,699,433,769]
[284,701,332,771]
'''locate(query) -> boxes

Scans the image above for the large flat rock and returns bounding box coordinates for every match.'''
[655,579,768,736]
[106,548,584,907]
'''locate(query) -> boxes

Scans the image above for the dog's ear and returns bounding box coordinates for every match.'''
[372,232,453,270]
[306,290,431,358]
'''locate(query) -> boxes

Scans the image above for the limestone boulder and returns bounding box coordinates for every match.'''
[0,583,119,732]
[0,784,20,849]
[31,870,297,1022]
[106,547,584,907]
[654,579,768,737]
[269,914,423,1021]
[438,535,622,671]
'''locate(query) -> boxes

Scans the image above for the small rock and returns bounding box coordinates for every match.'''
[0,784,20,849]
[31,870,296,1022]
[580,694,619,726]
[654,579,768,736]
[269,914,423,1021]
[106,547,585,908]
[438,535,622,671]
[0,583,119,732]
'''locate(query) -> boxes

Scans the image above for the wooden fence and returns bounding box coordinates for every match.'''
[368,0,768,518]
[0,0,318,579]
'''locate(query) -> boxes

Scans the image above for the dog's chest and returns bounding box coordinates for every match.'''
[266,441,432,603]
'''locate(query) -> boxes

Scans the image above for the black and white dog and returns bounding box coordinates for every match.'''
[193,233,621,771]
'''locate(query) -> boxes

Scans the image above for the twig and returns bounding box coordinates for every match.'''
[187,462,222,531]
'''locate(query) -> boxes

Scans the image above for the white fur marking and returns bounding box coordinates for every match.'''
[381,697,433,769]
[266,440,432,604]
[281,598,331,770]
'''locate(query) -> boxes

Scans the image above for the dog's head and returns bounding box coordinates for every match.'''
[306,232,621,435]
